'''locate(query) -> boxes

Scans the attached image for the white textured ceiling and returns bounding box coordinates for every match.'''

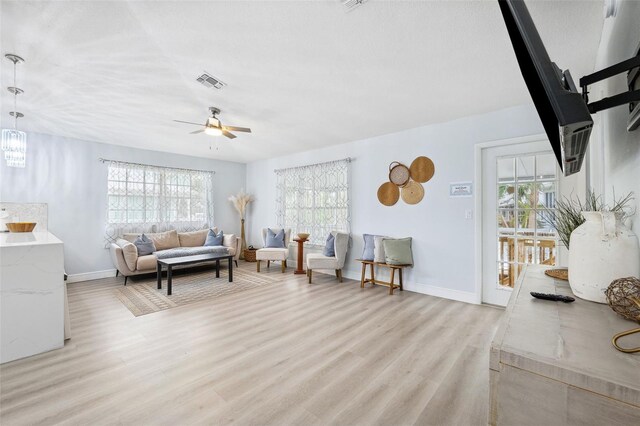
[0,0,604,163]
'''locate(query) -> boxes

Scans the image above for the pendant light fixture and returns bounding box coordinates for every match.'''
[2,54,26,168]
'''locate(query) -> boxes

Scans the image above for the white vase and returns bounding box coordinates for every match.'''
[568,211,640,303]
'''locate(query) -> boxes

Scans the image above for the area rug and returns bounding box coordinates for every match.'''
[114,267,280,317]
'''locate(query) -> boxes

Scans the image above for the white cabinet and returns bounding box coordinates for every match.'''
[1,231,66,363]
[490,265,640,425]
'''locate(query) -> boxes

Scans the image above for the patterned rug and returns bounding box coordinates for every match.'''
[114,267,280,317]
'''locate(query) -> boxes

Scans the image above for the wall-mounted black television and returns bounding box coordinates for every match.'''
[498,0,593,177]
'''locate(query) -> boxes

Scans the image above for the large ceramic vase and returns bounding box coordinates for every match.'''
[568,211,640,303]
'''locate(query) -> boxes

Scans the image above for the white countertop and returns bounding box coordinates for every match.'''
[0,231,63,247]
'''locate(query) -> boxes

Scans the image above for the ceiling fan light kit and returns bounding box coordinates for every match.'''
[174,107,251,140]
[204,127,223,137]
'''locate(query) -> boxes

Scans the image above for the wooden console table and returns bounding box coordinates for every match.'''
[357,259,409,295]
[293,237,308,275]
[490,265,640,425]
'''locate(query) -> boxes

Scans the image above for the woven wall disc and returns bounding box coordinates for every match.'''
[389,162,411,187]
[377,182,400,206]
[410,156,435,183]
[401,180,424,205]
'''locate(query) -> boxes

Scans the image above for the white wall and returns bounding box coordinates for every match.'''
[0,133,246,276]
[246,104,548,301]
[589,0,640,233]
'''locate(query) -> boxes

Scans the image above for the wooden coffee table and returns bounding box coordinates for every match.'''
[156,253,233,296]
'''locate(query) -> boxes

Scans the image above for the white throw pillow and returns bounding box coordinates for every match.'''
[116,238,138,271]
[223,234,236,248]
[374,236,388,263]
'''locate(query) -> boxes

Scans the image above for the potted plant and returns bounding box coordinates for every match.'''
[228,189,254,260]
[544,190,633,249]
[544,190,638,303]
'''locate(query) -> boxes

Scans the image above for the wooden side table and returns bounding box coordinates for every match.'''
[293,237,308,275]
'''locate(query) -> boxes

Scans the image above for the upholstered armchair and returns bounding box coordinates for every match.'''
[306,231,349,283]
[256,228,291,273]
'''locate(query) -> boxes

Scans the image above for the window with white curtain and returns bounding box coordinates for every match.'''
[104,160,214,246]
[275,158,350,245]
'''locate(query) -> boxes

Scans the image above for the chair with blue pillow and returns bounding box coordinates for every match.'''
[306,231,349,284]
[256,228,291,273]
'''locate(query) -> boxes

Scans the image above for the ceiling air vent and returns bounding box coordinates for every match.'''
[341,0,368,12]
[196,72,226,89]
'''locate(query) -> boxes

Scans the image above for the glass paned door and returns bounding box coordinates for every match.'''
[482,139,559,306]
[495,153,558,287]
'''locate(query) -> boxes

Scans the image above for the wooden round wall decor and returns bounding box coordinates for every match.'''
[377,182,400,206]
[388,162,411,187]
[401,180,424,205]
[409,156,435,183]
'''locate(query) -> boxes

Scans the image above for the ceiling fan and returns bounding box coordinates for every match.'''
[174,107,251,139]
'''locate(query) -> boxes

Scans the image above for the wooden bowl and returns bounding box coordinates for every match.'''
[297,233,310,240]
[6,222,37,232]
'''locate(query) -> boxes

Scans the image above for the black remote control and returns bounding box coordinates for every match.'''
[530,292,575,303]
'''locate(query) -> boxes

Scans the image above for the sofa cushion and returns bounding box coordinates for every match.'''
[134,234,156,256]
[382,237,413,266]
[116,238,138,271]
[323,233,336,257]
[374,236,387,263]
[223,234,237,257]
[362,234,376,261]
[205,229,224,246]
[266,228,286,248]
[149,230,180,250]
[222,233,236,248]
[123,230,180,251]
[136,254,157,271]
[178,229,212,247]
[154,246,229,260]
[256,247,288,261]
[307,253,339,270]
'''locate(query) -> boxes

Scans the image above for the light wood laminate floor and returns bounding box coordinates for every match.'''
[0,262,503,425]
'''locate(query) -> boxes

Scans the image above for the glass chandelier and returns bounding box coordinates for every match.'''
[2,54,26,168]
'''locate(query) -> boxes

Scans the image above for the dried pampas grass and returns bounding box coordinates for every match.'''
[229,189,254,219]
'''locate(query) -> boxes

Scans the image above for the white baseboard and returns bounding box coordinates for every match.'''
[403,282,479,304]
[340,269,478,305]
[66,269,117,283]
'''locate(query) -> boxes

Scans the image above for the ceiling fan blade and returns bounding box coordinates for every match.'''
[222,130,237,139]
[174,120,204,126]
[190,129,204,134]
[223,125,251,133]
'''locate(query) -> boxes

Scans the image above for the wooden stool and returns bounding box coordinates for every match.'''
[357,259,409,295]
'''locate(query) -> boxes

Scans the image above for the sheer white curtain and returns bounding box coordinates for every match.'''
[275,158,351,245]
[104,160,214,246]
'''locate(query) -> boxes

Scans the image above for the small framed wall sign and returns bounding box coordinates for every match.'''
[449,182,473,197]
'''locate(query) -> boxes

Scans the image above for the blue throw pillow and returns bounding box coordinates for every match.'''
[323,233,335,257]
[362,234,375,261]
[134,233,156,256]
[265,228,286,248]
[204,229,224,246]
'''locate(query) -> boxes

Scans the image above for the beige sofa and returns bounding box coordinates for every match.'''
[109,228,240,285]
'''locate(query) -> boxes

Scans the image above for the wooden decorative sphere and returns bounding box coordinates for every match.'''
[605,277,640,322]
